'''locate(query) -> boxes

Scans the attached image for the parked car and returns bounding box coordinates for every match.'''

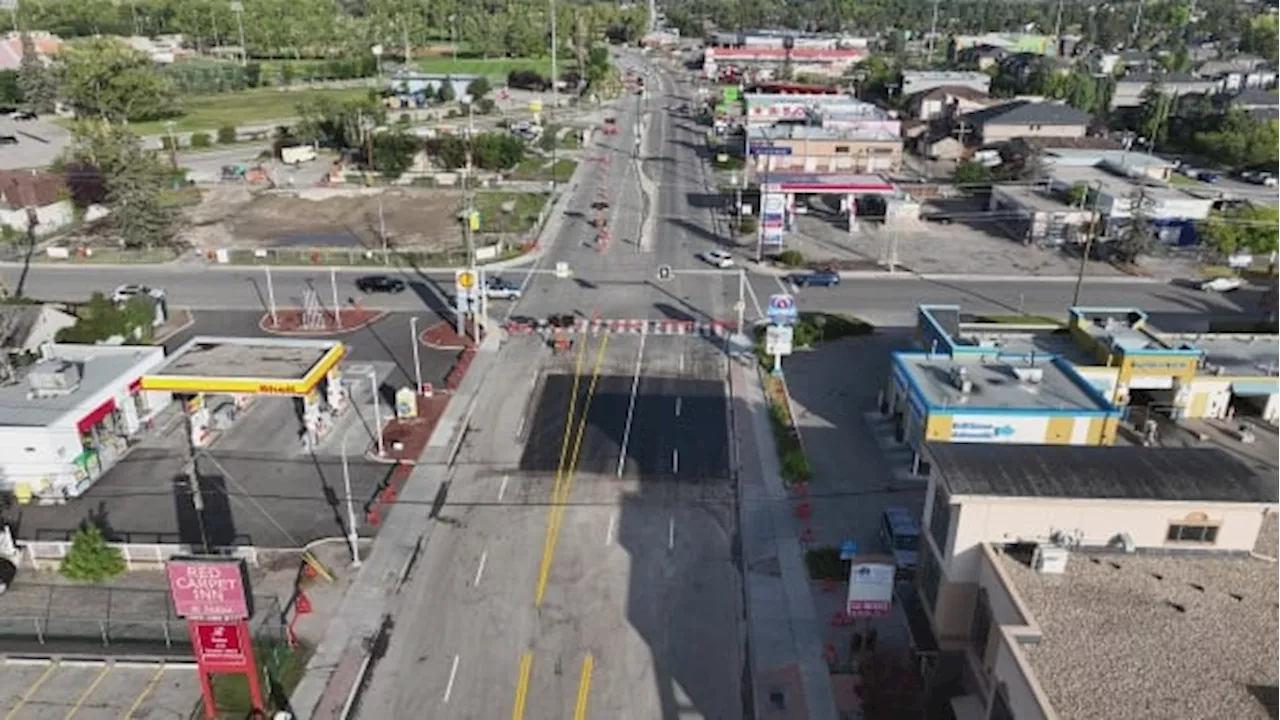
[791,270,840,287]
[485,276,522,300]
[0,134,17,146]
[698,250,734,269]
[1239,170,1278,187]
[1199,276,1244,293]
[1197,171,1221,184]
[9,110,36,121]
[355,275,406,293]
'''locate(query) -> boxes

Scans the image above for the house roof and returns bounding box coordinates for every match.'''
[1016,136,1125,151]
[1120,71,1207,85]
[0,170,66,208]
[964,100,1092,128]
[909,84,993,103]
[927,444,1278,504]
[1229,89,1279,107]
[0,32,61,71]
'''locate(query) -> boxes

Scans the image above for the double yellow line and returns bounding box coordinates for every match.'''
[512,332,609,720]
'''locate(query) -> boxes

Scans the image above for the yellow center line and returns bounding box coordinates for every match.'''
[5,662,57,720]
[123,664,166,720]
[573,654,595,720]
[66,664,111,720]
[535,333,610,607]
[511,651,534,720]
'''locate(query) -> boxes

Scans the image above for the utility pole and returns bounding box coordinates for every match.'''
[1072,181,1104,307]
[230,2,246,66]
[1131,0,1145,44]
[341,446,361,567]
[410,316,423,393]
[1053,0,1066,51]
[403,21,411,65]
[926,0,941,64]
[330,267,342,328]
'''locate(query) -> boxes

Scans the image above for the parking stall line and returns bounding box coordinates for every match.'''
[122,665,166,720]
[4,662,57,720]
[65,664,111,719]
[473,551,488,587]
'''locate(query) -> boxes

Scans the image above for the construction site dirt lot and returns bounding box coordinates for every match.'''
[181,187,466,251]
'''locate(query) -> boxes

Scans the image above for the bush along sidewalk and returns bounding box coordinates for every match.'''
[761,369,812,486]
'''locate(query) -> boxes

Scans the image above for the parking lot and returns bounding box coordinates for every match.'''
[0,659,198,719]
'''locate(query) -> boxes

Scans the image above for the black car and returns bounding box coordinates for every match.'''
[355,275,406,293]
[0,135,17,146]
[791,270,840,287]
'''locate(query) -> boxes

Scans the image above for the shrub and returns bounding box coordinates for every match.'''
[777,249,805,267]
[216,125,238,144]
[159,136,178,151]
[397,112,412,125]
[476,97,496,115]
[190,132,211,148]
[59,524,126,583]
[738,216,758,235]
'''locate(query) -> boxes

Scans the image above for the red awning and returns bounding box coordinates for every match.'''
[77,399,117,434]
[128,378,142,393]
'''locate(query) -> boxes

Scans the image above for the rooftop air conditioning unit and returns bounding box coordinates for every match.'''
[950,366,973,394]
[26,360,82,396]
[1012,366,1044,384]
[1032,545,1069,575]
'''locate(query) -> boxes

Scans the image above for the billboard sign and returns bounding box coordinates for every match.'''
[765,325,794,356]
[166,558,252,620]
[192,621,248,668]
[846,561,895,617]
[763,229,785,247]
[766,294,798,325]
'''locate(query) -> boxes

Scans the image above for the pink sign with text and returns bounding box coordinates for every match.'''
[166,559,250,620]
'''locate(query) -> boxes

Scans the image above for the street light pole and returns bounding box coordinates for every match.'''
[340,446,362,567]
[1072,180,1105,307]
[264,266,278,327]
[330,268,342,328]
[410,316,423,394]
[369,370,385,456]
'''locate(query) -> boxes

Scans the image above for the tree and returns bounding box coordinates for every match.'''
[471,132,525,170]
[371,131,421,180]
[466,76,492,100]
[1112,191,1155,265]
[62,122,176,250]
[1240,15,1279,63]
[0,70,22,108]
[60,37,179,122]
[1138,82,1173,146]
[1192,109,1279,169]
[953,160,994,188]
[1198,204,1280,257]
[17,33,57,114]
[436,82,456,104]
[294,93,386,150]
[59,524,126,583]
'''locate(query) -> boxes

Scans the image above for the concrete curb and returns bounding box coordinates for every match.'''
[749,261,1164,284]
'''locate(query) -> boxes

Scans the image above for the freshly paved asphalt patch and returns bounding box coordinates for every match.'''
[519,373,728,480]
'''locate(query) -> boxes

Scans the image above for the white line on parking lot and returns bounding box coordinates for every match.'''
[443,654,460,704]
[773,275,791,295]
[606,511,616,546]
[668,516,675,550]
[473,551,488,587]
[498,474,509,502]
[675,397,681,417]
[672,448,679,474]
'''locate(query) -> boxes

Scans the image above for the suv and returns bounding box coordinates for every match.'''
[355,275,406,293]
[791,270,840,287]
[485,276,522,300]
[698,250,734,269]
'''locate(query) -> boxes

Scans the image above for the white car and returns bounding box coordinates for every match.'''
[1199,276,1244,293]
[111,284,155,304]
[699,250,734,269]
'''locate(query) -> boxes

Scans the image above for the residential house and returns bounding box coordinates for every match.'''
[955,44,1006,70]
[1197,56,1276,92]
[1223,88,1279,120]
[1111,71,1220,109]
[959,101,1091,144]
[905,86,999,122]
[125,35,189,64]
[0,170,76,237]
[0,31,61,71]
[387,71,483,108]
[0,304,77,358]
[900,70,991,97]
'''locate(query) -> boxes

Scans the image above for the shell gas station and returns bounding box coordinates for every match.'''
[139,336,350,449]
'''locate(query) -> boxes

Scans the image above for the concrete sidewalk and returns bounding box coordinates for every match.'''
[731,357,837,720]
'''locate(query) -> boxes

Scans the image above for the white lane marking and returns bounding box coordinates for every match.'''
[498,475,509,502]
[668,516,675,550]
[473,551,488,587]
[743,275,766,321]
[679,353,685,373]
[773,275,791,295]
[672,448,679,474]
[443,654,460,703]
[616,330,648,478]
[606,511,616,546]
[675,397,682,417]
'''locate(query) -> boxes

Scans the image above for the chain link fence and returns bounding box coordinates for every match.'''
[0,584,283,651]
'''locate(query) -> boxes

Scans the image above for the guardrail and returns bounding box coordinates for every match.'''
[17,541,259,571]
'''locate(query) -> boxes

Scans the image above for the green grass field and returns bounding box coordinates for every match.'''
[412,56,552,79]
[126,86,374,135]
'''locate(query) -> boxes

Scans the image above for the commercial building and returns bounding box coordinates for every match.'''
[884,345,1121,463]
[913,442,1277,720]
[746,124,902,174]
[986,184,1094,245]
[1049,165,1216,245]
[0,343,172,502]
[703,31,869,80]
[913,304,1280,423]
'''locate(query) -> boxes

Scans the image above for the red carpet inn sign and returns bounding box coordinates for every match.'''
[166,557,266,718]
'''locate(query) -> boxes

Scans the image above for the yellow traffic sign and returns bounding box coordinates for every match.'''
[456,270,477,290]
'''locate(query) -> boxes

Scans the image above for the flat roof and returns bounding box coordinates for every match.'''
[755,172,897,193]
[141,336,346,396]
[998,549,1278,720]
[748,123,900,143]
[1051,165,1209,204]
[896,352,1107,413]
[1165,333,1280,377]
[927,444,1278,503]
[1072,307,1189,353]
[0,346,160,427]
[993,184,1088,215]
[955,328,1098,366]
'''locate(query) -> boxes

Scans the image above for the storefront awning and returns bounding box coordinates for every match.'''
[78,399,117,433]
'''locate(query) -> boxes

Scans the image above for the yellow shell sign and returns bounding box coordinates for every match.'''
[456,270,477,290]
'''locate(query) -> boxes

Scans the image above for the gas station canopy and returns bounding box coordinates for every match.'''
[140,336,347,396]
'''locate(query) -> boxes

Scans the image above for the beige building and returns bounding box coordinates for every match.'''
[746,124,903,173]
[913,442,1278,720]
[961,101,1091,145]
